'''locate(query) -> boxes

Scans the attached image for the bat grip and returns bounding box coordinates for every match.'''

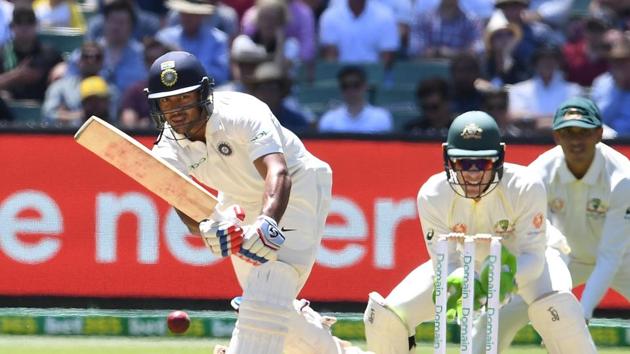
[212,205,246,225]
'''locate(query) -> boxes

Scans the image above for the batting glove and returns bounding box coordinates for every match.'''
[199,205,246,257]
[238,215,285,265]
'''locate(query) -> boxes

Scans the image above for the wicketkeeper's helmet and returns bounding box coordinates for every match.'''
[443,111,505,197]
[144,51,214,128]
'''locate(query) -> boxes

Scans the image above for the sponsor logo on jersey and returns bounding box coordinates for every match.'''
[532,212,544,229]
[217,142,232,156]
[586,197,608,218]
[451,223,467,234]
[460,123,483,139]
[189,157,207,170]
[493,219,515,238]
[250,131,269,142]
[550,198,564,213]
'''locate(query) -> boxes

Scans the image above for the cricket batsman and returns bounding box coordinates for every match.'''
[146,51,370,354]
[362,111,597,353]
[472,97,630,352]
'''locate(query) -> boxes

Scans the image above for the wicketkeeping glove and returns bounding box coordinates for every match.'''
[432,268,486,321]
[199,205,246,257]
[444,271,463,321]
[480,245,517,303]
[238,215,285,265]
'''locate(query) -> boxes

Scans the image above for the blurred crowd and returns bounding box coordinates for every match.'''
[0,0,629,138]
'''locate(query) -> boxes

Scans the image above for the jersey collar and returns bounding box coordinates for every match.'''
[207,107,224,134]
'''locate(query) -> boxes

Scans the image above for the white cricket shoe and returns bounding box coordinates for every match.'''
[213,345,227,354]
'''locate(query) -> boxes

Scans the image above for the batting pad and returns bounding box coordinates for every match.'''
[363,292,415,354]
[228,261,298,354]
[528,291,597,354]
[285,299,366,354]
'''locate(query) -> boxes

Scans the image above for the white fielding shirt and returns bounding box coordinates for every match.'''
[417,163,548,289]
[529,143,630,317]
[318,104,393,133]
[318,0,400,63]
[153,91,325,211]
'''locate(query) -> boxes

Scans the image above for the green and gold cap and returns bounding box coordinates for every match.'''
[552,97,602,130]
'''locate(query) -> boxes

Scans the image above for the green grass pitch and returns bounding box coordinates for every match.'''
[0,336,627,354]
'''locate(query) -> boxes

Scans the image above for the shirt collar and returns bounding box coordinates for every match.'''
[341,0,368,19]
[533,71,563,88]
[208,105,223,133]
[343,104,368,119]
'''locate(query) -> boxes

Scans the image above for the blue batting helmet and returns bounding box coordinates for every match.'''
[145,51,214,127]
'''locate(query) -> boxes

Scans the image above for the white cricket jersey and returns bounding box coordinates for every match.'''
[153,91,328,213]
[529,143,630,316]
[417,163,548,288]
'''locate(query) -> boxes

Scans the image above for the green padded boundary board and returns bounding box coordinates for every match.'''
[0,309,627,347]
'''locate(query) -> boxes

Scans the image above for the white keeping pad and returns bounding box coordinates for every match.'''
[527,291,597,354]
[363,292,414,354]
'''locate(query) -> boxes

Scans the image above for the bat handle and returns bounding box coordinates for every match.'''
[213,205,246,225]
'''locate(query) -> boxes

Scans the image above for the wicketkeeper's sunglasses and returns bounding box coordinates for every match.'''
[450,158,497,171]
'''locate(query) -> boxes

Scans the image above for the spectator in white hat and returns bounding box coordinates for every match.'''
[215,34,269,92]
[156,0,230,85]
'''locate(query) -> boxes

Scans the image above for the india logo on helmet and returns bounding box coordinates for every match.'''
[161,68,178,87]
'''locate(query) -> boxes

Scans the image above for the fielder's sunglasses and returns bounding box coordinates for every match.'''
[450,158,497,171]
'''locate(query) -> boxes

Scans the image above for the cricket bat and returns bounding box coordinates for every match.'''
[74,116,217,222]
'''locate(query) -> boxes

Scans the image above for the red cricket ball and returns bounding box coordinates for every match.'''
[167,310,190,334]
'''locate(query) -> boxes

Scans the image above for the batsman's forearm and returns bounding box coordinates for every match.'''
[260,168,291,223]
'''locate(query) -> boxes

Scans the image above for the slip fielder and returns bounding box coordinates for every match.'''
[472,97,630,352]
